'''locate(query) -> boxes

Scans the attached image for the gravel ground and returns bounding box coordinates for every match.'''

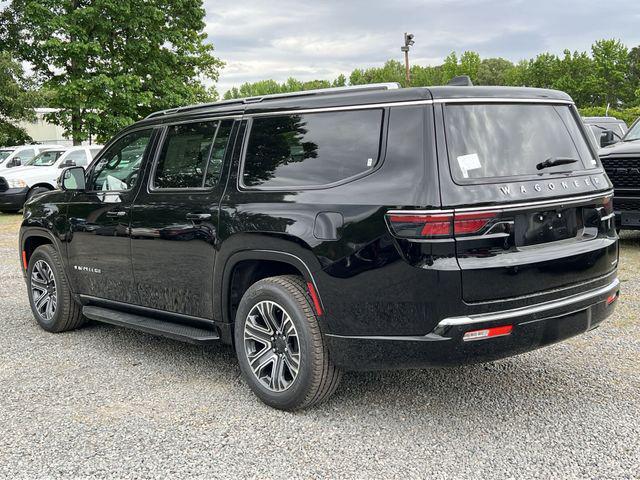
[0,212,638,479]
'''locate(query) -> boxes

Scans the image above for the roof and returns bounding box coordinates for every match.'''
[133,84,575,130]
[582,116,625,123]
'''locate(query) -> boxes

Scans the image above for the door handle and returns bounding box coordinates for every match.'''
[106,210,126,218]
[186,213,212,221]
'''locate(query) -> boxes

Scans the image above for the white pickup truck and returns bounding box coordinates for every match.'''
[0,145,103,213]
[0,145,64,172]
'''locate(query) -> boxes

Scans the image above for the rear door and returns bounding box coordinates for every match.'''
[436,101,618,302]
[129,119,236,319]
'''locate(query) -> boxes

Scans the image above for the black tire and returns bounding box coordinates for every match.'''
[234,275,342,411]
[26,186,50,202]
[27,245,86,333]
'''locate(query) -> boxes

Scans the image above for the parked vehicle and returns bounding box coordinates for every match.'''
[19,84,619,410]
[0,145,102,213]
[598,117,640,230]
[582,116,628,148]
[0,144,63,171]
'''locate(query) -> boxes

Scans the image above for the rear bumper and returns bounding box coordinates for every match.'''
[0,187,28,211]
[326,277,620,371]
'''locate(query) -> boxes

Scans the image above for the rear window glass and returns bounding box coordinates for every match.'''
[445,104,597,181]
[242,110,383,188]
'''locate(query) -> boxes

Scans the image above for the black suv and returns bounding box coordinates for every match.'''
[598,117,640,230]
[19,84,619,410]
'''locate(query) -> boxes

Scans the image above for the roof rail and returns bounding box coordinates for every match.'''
[145,83,401,119]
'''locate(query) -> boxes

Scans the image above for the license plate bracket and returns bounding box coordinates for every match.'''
[515,208,579,246]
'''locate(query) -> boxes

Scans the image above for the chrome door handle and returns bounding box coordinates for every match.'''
[106,210,126,217]
[186,213,212,221]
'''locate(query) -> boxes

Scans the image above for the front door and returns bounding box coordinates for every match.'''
[65,128,157,304]
[130,119,236,319]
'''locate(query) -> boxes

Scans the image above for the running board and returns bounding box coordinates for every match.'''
[83,306,220,345]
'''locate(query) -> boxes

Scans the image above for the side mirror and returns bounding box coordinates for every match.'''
[58,166,86,191]
[7,158,21,168]
[59,159,76,169]
[600,130,618,147]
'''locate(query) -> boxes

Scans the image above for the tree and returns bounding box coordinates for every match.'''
[552,50,596,107]
[0,51,37,145]
[591,39,630,107]
[477,58,514,86]
[1,0,223,144]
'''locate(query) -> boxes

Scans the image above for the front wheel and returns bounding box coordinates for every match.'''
[234,275,342,411]
[27,245,86,332]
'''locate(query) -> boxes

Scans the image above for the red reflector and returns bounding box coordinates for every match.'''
[606,292,618,305]
[463,325,513,342]
[22,251,28,270]
[307,281,323,316]
[454,211,498,235]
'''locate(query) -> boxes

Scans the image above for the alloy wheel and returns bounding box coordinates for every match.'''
[31,259,57,321]
[243,300,301,392]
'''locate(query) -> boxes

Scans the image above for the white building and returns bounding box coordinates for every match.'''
[17,108,72,146]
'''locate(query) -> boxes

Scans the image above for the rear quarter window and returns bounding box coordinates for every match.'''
[242,109,384,188]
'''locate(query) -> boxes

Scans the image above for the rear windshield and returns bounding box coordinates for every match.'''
[444,103,597,182]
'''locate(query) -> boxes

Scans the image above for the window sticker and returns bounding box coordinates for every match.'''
[457,153,482,178]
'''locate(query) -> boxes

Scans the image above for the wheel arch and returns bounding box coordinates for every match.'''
[219,249,324,330]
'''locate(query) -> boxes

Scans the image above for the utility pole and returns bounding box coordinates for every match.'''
[401,33,415,86]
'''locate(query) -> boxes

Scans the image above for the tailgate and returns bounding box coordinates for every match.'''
[455,193,618,302]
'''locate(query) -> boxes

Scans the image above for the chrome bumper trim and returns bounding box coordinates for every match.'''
[436,277,619,328]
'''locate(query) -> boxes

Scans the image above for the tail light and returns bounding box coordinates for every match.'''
[386,210,498,239]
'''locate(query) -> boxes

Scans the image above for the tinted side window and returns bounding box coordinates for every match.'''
[204,120,234,187]
[153,122,219,189]
[242,110,383,188]
[91,129,153,191]
[65,150,89,166]
[15,148,35,161]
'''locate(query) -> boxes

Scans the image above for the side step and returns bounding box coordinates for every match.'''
[83,306,220,345]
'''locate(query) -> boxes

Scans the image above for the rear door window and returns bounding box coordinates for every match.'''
[242,109,384,188]
[152,120,234,190]
[444,103,597,182]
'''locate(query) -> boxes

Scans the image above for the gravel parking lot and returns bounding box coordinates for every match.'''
[0,212,638,479]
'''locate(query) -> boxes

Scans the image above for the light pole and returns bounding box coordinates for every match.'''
[401,33,415,86]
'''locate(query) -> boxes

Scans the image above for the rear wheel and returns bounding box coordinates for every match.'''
[234,275,342,411]
[27,245,86,333]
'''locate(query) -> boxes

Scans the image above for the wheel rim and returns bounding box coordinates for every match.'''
[31,259,57,321]
[243,300,300,392]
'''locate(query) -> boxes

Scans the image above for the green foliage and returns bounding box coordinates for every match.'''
[477,58,514,86]
[1,0,223,143]
[0,51,37,145]
[223,38,640,120]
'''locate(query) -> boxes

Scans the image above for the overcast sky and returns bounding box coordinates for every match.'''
[204,0,640,95]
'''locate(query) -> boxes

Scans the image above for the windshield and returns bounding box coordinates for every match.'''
[0,150,14,163]
[625,121,640,142]
[28,150,64,166]
[445,104,596,181]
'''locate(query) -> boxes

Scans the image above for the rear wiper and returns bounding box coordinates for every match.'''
[536,157,578,171]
